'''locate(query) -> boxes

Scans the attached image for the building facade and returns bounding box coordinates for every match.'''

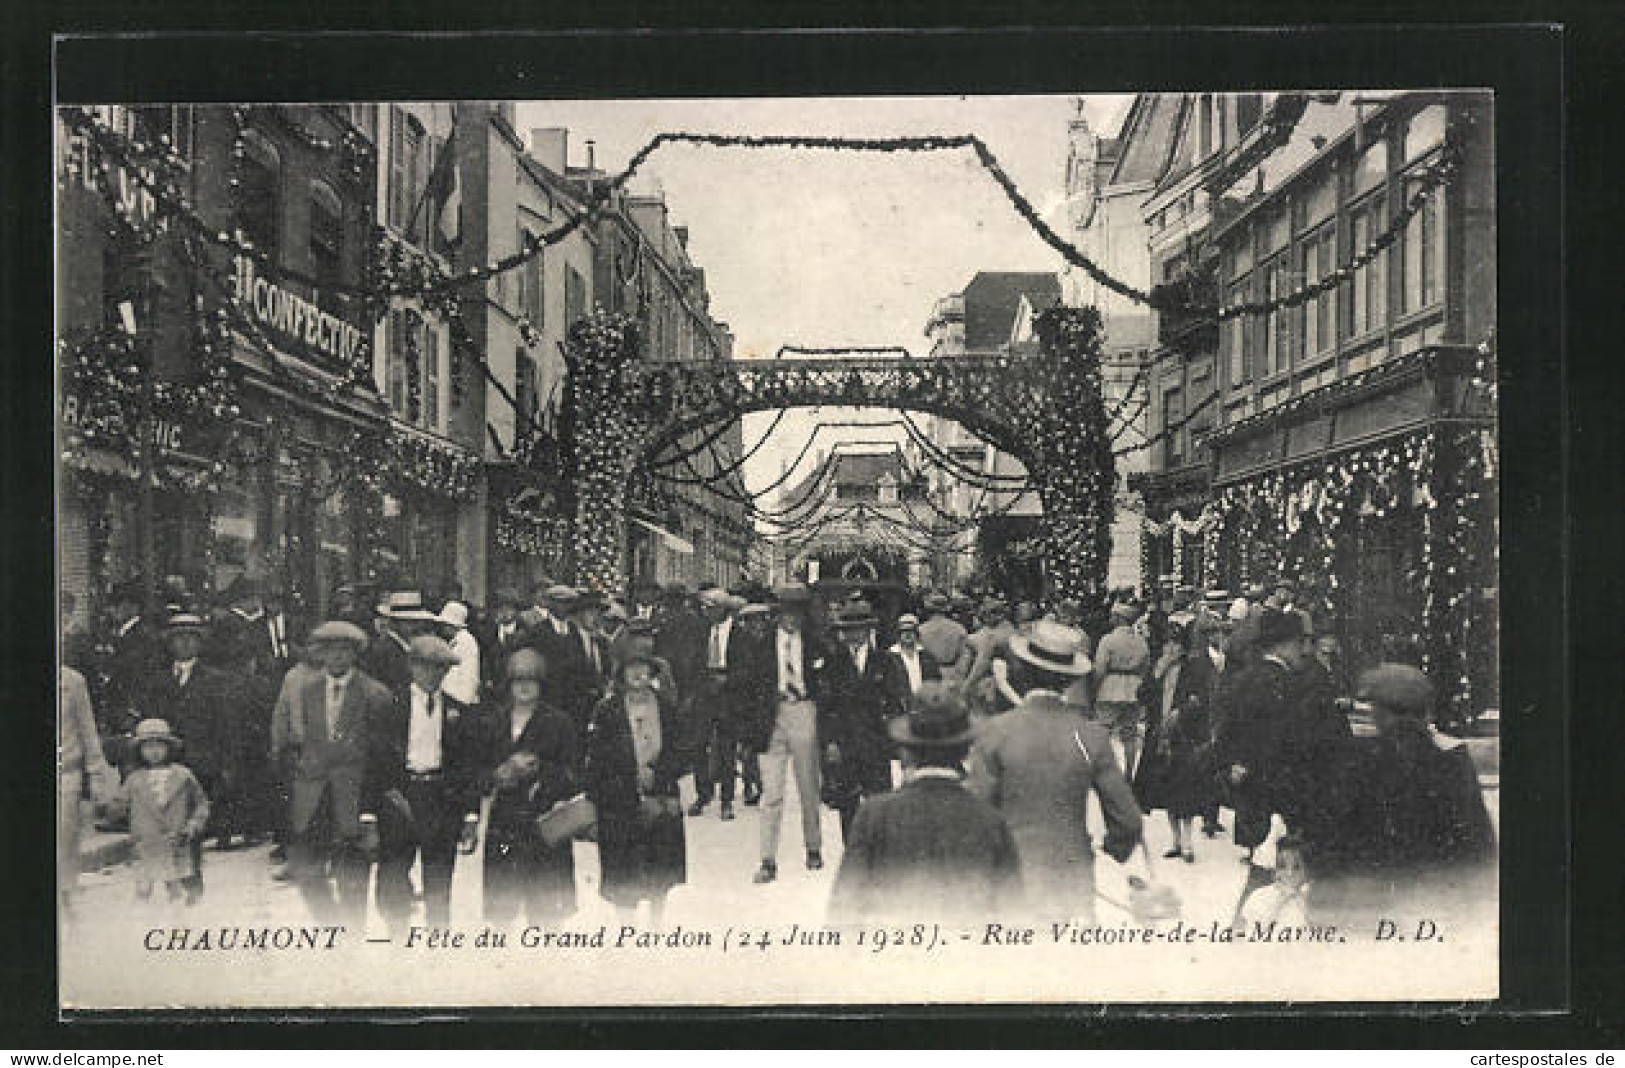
[58,104,388,623]
[584,181,753,593]
[1135,91,1498,721]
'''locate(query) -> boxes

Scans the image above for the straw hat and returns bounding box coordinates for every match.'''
[1007,620,1094,676]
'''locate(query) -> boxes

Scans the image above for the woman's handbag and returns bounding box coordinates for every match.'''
[535,793,597,848]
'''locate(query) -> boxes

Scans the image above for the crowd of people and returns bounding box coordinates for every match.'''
[58,570,1497,933]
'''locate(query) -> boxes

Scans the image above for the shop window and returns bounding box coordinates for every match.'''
[565,265,586,332]
[309,179,344,311]
[388,107,428,242]
[237,130,282,264]
[1302,224,1336,357]
[1349,198,1389,337]
[423,327,441,430]
[1403,105,1448,162]
[1401,190,1445,314]
[1164,386,1184,466]
[519,227,544,323]
[1225,281,1250,388]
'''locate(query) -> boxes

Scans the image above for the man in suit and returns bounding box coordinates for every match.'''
[966,620,1144,921]
[271,621,390,925]
[567,590,612,698]
[688,586,749,819]
[828,683,1023,923]
[521,584,592,743]
[1214,608,1307,863]
[480,588,526,700]
[362,590,439,698]
[360,635,484,933]
[101,578,167,743]
[740,584,827,884]
[882,613,942,708]
[821,600,897,840]
[139,612,244,885]
[1092,600,1153,776]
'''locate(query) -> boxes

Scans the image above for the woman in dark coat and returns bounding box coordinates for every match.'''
[483,647,581,925]
[1133,613,1218,863]
[584,652,688,924]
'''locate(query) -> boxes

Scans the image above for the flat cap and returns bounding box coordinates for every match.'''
[1356,663,1435,719]
[407,635,461,665]
[309,620,370,646]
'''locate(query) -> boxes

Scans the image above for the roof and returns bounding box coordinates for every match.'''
[960,272,1062,350]
[1111,94,1189,187]
[775,449,922,510]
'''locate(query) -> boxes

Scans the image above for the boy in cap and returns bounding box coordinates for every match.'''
[361,635,484,933]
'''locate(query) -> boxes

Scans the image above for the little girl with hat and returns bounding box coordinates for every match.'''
[113,718,211,906]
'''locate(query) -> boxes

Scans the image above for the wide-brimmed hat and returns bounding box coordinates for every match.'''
[436,601,470,628]
[133,718,179,746]
[1007,620,1094,676]
[407,635,461,665]
[834,600,878,628]
[308,620,370,647]
[922,592,949,613]
[697,587,729,609]
[506,647,548,681]
[888,683,975,748]
[544,584,580,605]
[1258,607,1307,647]
[164,612,207,634]
[723,593,747,613]
[1356,663,1435,719]
[737,603,772,621]
[379,590,438,622]
[895,613,920,630]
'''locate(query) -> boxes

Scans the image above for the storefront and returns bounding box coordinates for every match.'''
[1199,344,1498,724]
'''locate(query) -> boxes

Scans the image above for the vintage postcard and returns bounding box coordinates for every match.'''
[56,65,1506,1009]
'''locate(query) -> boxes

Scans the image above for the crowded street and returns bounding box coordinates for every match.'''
[57,89,1501,1007]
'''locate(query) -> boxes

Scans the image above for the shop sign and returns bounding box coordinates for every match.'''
[60,392,186,453]
[231,254,365,368]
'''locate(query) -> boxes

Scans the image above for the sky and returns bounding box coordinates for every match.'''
[514,94,1132,507]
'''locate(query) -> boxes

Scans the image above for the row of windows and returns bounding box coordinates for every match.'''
[1222,155,1446,388]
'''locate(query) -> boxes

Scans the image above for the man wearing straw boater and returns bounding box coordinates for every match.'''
[966,619,1143,920]
[271,620,392,925]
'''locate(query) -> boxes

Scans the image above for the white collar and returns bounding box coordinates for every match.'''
[119,616,141,638]
[172,657,197,672]
[411,683,441,705]
[325,671,353,688]
[233,607,264,622]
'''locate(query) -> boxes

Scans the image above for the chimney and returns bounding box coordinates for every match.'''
[530,127,568,174]
[674,226,689,249]
[585,139,596,172]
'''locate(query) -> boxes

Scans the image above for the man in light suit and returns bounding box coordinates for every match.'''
[271,621,391,925]
[966,620,1144,921]
[828,683,1023,924]
[740,583,828,884]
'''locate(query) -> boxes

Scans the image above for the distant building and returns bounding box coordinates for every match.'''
[918,271,1056,599]
[768,448,931,597]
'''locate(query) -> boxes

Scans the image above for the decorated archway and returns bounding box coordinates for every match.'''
[563,304,1117,602]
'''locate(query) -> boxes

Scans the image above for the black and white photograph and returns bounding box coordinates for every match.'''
[53,66,1513,1009]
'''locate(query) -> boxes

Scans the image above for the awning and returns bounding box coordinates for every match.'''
[633,516,694,555]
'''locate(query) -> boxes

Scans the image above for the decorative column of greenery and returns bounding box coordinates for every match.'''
[1029,306,1117,604]
[565,311,646,594]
